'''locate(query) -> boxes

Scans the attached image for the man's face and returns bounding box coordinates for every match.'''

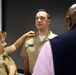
[35,11,50,31]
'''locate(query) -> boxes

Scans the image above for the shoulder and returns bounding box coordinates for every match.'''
[51,29,76,42]
[23,36,35,44]
[25,32,39,41]
[49,29,76,51]
[48,31,57,39]
[24,32,39,44]
[4,47,12,55]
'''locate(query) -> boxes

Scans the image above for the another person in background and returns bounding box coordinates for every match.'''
[20,9,57,75]
[32,4,76,75]
[0,31,35,75]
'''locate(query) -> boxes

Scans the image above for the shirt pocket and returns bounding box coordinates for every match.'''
[26,44,35,52]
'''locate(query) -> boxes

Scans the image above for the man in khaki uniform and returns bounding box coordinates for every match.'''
[0,31,35,75]
[20,9,57,75]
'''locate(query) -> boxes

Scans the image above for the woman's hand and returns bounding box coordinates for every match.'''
[25,31,35,37]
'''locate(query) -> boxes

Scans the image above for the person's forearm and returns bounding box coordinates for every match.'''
[14,31,35,49]
[24,64,29,75]
[14,33,27,49]
[6,31,35,55]
[24,71,30,75]
[9,72,15,75]
[24,58,30,75]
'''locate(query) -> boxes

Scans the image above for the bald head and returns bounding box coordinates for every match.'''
[66,4,76,29]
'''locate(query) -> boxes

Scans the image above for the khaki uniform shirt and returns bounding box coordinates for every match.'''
[20,31,57,73]
[0,47,18,75]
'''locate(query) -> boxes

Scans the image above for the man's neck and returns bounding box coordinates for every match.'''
[38,29,49,36]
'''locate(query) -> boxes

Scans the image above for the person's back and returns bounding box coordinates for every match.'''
[50,25,76,75]
[50,4,76,75]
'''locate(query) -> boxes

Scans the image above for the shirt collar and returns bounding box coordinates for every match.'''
[0,51,8,60]
[70,23,76,30]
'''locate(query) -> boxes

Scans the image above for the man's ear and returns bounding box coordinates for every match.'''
[48,19,51,26]
[66,16,71,29]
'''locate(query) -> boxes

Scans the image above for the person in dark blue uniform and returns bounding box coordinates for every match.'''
[50,3,76,75]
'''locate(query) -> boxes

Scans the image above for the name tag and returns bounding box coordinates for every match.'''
[27,44,34,47]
